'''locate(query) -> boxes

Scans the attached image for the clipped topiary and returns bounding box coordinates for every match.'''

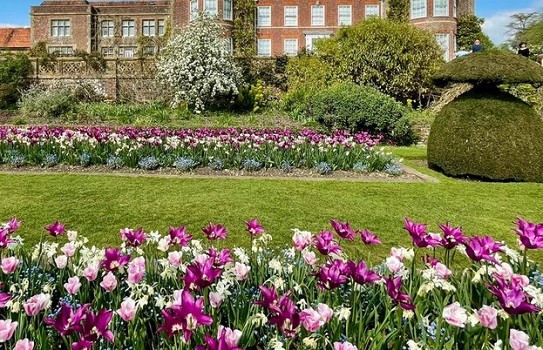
[428,50,543,182]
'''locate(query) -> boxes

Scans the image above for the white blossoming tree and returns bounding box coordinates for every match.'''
[156,16,242,112]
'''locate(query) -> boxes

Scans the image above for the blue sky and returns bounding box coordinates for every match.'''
[1,0,542,44]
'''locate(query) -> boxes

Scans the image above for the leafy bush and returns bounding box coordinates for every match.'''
[18,85,77,119]
[428,88,543,182]
[285,54,339,92]
[296,83,416,145]
[0,53,32,109]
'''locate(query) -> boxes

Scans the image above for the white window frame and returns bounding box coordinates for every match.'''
[284,6,298,27]
[101,47,115,57]
[435,34,450,61]
[257,6,271,27]
[119,46,136,58]
[204,0,218,16]
[257,39,271,56]
[433,0,449,16]
[48,46,73,55]
[365,5,380,18]
[143,46,155,56]
[223,0,233,20]
[157,19,165,36]
[122,20,135,37]
[305,34,330,51]
[338,5,352,25]
[51,20,70,37]
[224,37,233,53]
[311,5,325,26]
[283,39,298,56]
[142,20,156,36]
[190,0,198,20]
[101,20,114,37]
[410,0,427,19]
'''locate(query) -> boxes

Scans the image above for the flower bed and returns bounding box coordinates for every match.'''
[0,217,542,349]
[0,126,404,175]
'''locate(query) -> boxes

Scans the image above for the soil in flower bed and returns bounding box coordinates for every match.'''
[0,164,437,182]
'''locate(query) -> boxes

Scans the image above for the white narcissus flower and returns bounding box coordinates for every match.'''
[302,336,318,349]
[407,340,423,350]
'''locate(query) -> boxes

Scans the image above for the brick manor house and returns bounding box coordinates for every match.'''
[30,0,474,61]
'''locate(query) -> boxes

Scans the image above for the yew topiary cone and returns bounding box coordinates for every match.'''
[428,50,543,182]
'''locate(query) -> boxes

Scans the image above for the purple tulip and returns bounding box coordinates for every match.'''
[158,290,213,342]
[44,303,90,337]
[330,220,355,241]
[439,223,468,249]
[246,219,264,238]
[79,308,114,343]
[0,293,10,308]
[207,248,233,267]
[169,226,193,247]
[202,223,228,241]
[72,339,93,350]
[183,256,223,290]
[403,218,442,248]
[313,231,343,256]
[6,217,21,234]
[385,277,416,311]
[315,259,350,290]
[100,248,130,272]
[358,230,381,245]
[45,220,65,237]
[0,229,14,249]
[120,228,147,247]
[487,276,541,315]
[254,285,279,310]
[515,218,543,250]
[348,260,381,285]
[464,236,504,264]
[196,328,242,350]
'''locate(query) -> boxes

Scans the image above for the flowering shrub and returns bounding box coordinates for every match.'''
[0,216,541,349]
[0,126,401,174]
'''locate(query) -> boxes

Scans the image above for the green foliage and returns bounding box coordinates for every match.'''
[234,80,270,112]
[74,50,106,71]
[507,12,540,48]
[293,82,416,145]
[18,85,77,119]
[386,0,409,23]
[456,15,494,50]
[237,56,288,90]
[285,53,339,91]
[29,41,57,69]
[434,49,543,86]
[428,88,543,183]
[0,53,32,109]
[501,83,543,115]
[297,18,444,101]
[232,0,256,58]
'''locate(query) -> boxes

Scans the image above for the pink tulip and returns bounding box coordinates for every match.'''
[23,294,50,316]
[55,255,68,269]
[0,319,17,342]
[61,242,77,257]
[292,230,313,251]
[127,257,145,285]
[218,326,242,348]
[64,276,81,295]
[434,262,452,280]
[386,256,404,274]
[510,329,538,350]
[300,308,322,332]
[167,251,183,267]
[209,291,224,308]
[14,338,34,350]
[117,298,137,322]
[1,257,19,274]
[302,250,317,266]
[100,272,117,292]
[477,305,498,330]
[233,262,251,281]
[82,264,99,281]
[316,303,333,322]
[442,302,468,328]
[334,341,358,350]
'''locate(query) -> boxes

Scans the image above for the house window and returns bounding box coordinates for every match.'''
[48,46,73,55]
[338,5,352,25]
[434,0,449,16]
[311,6,325,26]
[101,47,115,57]
[257,39,271,56]
[101,21,114,37]
[190,0,198,20]
[158,20,166,36]
[223,0,233,20]
[119,47,136,58]
[411,0,427,19]
[142,20,156,36]
[204,0,218,16]
[284,6,298,27]
[122,20,135,37]
[305,34,330,51]
[284,39,298,56]
[435,34,450,61]
[51,20,70,37]
[365,5,380,18]
[224,37,233,53]
[143,46,155,56]
[257,7,271,27]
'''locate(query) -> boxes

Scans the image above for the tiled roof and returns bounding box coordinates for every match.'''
[0,28,31,49]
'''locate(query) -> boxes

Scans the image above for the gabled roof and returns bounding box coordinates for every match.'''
[0,28,31,49]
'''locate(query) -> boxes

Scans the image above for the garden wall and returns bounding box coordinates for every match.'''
[29,57,158,101]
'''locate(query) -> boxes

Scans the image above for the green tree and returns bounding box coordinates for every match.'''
[0,53,32,109]
[232,0,256,58]
[300,18,444,101]
[507,12,539,47]
[456,15,493,50]
[386,0,410,23]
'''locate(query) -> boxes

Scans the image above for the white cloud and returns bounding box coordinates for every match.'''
[0,24,21,28]
[482,0,543,45]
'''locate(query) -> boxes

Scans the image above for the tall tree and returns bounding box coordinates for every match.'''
[507,12,539,46]
[456,15,493,50]
[386,0,409,23]
[232,0,256,58]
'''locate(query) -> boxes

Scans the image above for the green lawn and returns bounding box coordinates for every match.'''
[0,158,542,262]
